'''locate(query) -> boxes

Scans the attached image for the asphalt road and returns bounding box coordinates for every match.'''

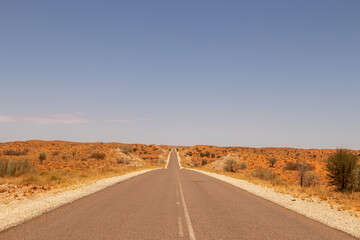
[0,149,357,240]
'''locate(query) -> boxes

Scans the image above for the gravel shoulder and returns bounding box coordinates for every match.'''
[0,168,157,232]
[187,168,360,239]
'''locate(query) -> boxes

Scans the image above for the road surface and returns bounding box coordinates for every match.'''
[0,149,357,239]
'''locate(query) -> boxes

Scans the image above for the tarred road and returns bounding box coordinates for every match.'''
[0,149,357,239]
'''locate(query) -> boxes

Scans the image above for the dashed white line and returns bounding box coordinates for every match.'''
[176,173,196,240]
[178,216,184,238]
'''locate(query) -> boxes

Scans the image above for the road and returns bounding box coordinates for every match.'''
[0,149,357,239]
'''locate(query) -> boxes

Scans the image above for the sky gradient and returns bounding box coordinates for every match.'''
[1,1,360,149]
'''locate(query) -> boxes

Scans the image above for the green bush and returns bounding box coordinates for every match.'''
[326,149,358,191]
[0,159,35,177]
[201,159,207,166]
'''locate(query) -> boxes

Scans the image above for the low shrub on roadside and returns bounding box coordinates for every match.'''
[250,168,283,186]
[0,159,35,177]
[303,171,321,187]
[251,167,277,181]
[223,159,246,172]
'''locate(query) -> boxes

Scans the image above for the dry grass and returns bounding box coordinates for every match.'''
[183,156,360,218]
[0,165,156,192]
[0,141,171,203]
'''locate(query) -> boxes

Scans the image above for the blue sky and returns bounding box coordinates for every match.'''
[1,1,359,149]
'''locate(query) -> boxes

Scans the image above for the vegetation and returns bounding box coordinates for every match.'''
[251,168,277,181]
[39,152,47,163]
[284,161,315,171]
[302,171,320,187]
[223,159,246,172]
[119,145,133,154]
[3,149,29,156]
[177,146,360,216]
[267,158,277,167]
[326,149,358,191]
[89,152,106,160]
[0,159,35,177]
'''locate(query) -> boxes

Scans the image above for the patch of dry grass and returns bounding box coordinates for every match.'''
[0,165,154,192]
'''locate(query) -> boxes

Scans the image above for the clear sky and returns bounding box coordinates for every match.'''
[1,1,359,149]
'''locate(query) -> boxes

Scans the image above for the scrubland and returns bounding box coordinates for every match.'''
[0,140,170,204]
[177,145,360,217]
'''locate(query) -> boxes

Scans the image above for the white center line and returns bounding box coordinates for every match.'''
[176,173,196,240]
[178,216,184,238]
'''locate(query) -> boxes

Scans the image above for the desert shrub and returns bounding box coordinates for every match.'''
[3,149,29,156]
[205,151,210,157]
[52,151,60,156]
[326,149,358,191]
[284,161,299,170]
[200,152,205,157]
[119,145,133,154]
[201,159,207,166]
[251,168,277,181]
[39,152,47,163]
[89,152,106,160]
[297,161,315,187]
[117,159,130,165]
[188,152,193,156]
[0,159,35,177]
[355,166,360,191]
[284,161,315,171]
[223,160,246,172]
[303,172,321,187]
[237,162,247,170]
[211,153,215,158]
[268,158,277,167]
[223,159,236,172]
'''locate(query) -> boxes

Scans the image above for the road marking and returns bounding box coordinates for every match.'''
[165,151,172,169]
[176,151,183,169]
[178,216,184,237]
[176,173,196,240]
